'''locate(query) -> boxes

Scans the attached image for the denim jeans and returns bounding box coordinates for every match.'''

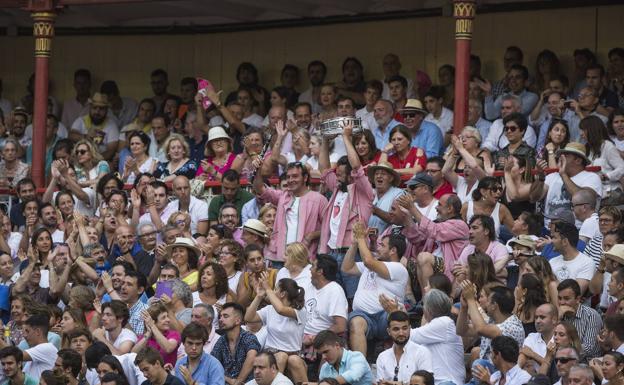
[327,248,361,299]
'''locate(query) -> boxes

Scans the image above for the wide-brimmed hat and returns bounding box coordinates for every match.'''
[165,237,201,259]
[367,161,401,187]
[605,244,624,265]
[208,126,232,143]
[405,172,433,188]
[88,92,110,107]
[509,235,536,252]
[556,142,589,164]
[241,219,269,239]
[399,99,427,115]
[544,207,576,226]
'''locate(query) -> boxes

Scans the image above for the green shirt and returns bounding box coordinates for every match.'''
[207,188,254,224]
[1,374,38,385]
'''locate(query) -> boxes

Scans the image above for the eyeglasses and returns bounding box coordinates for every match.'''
[555,357,577,364]
[221,214,237,219]
[504,125,519,133]
[401,113,417,118]
[393,365,399,382]
[426,169,441,174]
[578,93,594,99]
[219,251,233,257]
[139,231,158,238]
[75,149,88,155]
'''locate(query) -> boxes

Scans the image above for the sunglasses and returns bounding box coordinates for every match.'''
[489,186,503,192]
[287,161,304,168]
[504,125,519,133]
[393,365,399,382]
[555,357,577,364]
[402,113,417,118]
[408,185,419,191]
[75,149,88,155]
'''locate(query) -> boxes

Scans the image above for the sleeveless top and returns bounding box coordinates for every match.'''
[467,200,501,238]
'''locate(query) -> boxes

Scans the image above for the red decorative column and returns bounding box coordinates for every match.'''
[452,0,476,134]
[30,6,56,188]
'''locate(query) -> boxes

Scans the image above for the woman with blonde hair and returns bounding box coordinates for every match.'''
[446,126,492,173]
[73,139,110,188]
[259,203,278,264]
[275,242,312,296]
[153,133,197,182]
[540,321,584,375]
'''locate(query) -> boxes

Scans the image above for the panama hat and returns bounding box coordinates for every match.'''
[556,142,589,164]
[367,161,401,187]
[605,244,624,265]
[88,92,110,107]
[208,126,232,143]
[241,219,269,239]
[165,237,201,260]
[399,99,427,115]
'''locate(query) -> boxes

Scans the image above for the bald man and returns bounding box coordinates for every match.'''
[110,225,155,280]
[519,303,558,371]
[165,175,209,236]
[571,188,599,244]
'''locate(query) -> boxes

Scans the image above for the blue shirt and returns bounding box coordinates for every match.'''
[373,119,401,150]
[368,187,405,233]
[211,330,261,382]
[174,352,224,385]
[410,120,444,158]
[319,349,373,385]
[475,117,492,144]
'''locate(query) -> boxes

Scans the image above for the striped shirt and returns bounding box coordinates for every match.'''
[583,233,604,267]
[563,304,604,359]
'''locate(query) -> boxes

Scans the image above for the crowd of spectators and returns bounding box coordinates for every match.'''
[0,45,622,385]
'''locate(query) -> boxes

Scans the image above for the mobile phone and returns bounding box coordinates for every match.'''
[155,281,173,298]
[368,228,379,251]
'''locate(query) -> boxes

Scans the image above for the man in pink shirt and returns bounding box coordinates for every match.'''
[318,123,374,298]
[253,161,327,265]
[454,214,510,284]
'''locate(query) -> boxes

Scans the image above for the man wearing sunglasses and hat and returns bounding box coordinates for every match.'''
[399,99,444,158]
[367,161,404,234]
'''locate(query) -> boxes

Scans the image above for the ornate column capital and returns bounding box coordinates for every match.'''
[453,0,476,40]
[32,11,56,57]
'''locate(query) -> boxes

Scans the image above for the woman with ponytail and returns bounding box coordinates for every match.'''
[244,276,308,383]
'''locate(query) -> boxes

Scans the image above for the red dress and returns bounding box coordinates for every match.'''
[388,147,427,170]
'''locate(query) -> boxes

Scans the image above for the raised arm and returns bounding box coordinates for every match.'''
[318,135,332,173]
[262,271,298,319]
[353,221,390,280]
[341,241,361,277]
[342,122,361,169]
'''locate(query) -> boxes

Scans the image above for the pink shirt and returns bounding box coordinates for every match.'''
[319,166,374,252]
[458,241,509,265]
[141,329,181,366]
[260,188,328,260]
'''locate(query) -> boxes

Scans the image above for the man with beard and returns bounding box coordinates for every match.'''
[70,92,120,161]
[6,106,29,158]
[174,323,224,385]
[342,222,408,356]
[298,60,327,114]
[208,170,253,227]
[375,311,432,384]
[371,99,401,149]
[319,123,374,300]
[246,352,293,385]
[149,69,175,113]
[211,302,260,385]
[9,178,36,231]
[396,193,468,295]
[38,202,64,242]
[218,204,243,244]
[62,69,92,128]
[400,99,443,158]
[293,102,313,132]
[254,160,327,261]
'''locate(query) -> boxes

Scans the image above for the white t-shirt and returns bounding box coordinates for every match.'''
[107,328,138,349]
[328,191,348,249]
[304,281,348,335]
[376,341,433,383]
[114,353,147,385]
[23,342,58,379]
[164,196,209,235]
[276,265,313,301]
[416,199,439,222]
[257,306,307,352]
[543,171,602,226]
[227,271,243,295]
[52,229,65,243]
[579,213,600,241]
[353,261,408,314]
[71,117,120,153]
[549,252,596,283]
[245,372,294,385]
[425,107,454,136]
[410,316,465,385]
[285,197,300,244]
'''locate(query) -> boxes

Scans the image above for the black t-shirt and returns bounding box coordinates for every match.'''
[141,374,185,385]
